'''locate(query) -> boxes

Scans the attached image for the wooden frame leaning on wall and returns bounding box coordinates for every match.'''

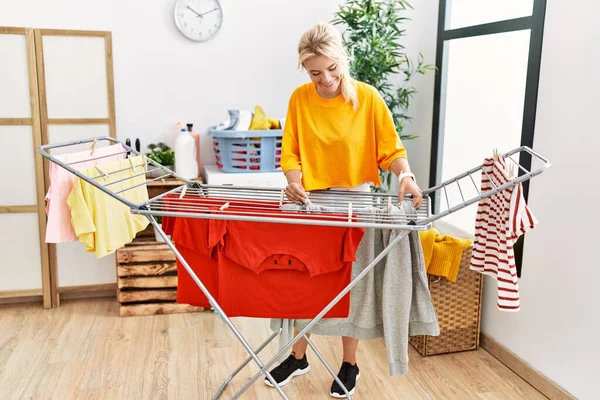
[0,27,117,308]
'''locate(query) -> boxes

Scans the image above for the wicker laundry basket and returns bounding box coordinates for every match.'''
[410,247,483,356]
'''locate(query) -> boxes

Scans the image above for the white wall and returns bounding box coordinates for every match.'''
[479,1,599,398]
[0,0,338,163]
[0,0,435,181]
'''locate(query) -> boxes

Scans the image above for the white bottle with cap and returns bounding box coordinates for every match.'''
[174,128,198,179]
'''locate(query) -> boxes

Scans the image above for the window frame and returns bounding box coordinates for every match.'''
[428,0,548,276]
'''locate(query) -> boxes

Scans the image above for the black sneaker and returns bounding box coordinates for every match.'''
[330,362,360,398]
[264,352,310,388]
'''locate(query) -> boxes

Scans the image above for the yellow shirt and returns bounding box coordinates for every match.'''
[67,156,150,258]
[281,80,407,191]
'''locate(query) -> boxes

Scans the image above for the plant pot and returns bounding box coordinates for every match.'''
[147,165,174,179]
[154,225,171,242]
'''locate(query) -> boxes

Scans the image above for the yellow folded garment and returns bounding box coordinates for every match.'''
[249,105,281,130]
[268,118,281,129]
[419,228,472,283]
[249,105,271,130]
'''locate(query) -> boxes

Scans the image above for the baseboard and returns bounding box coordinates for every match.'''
[480,333,575,400]
[59,283,117,300]
[0,289,43,305]
[0,284,116,305]
[0,295,43,305]
[0,288,43,299]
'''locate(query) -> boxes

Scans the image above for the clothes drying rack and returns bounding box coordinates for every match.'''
[39,137,551,400]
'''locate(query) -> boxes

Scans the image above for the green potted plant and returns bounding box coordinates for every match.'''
[153,216,170,242]
[146,142,175,178]
[333,0,435,191]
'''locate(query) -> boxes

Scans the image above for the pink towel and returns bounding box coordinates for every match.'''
[45,143,126,243]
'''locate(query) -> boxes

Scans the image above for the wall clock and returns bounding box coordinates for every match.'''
[174,0,223,42]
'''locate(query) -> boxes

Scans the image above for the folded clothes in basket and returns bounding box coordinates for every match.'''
[161,195,364,319]
[215,109,254,131]
[214,106,283,132]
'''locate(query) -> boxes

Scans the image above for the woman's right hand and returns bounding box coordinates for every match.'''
[286,182,309,204]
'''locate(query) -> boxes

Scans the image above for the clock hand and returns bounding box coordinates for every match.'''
[186,5,204,18]
[199,7,219,17]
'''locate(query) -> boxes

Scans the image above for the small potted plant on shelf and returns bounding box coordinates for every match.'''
[153,216,169,242]
[146,142,175,178]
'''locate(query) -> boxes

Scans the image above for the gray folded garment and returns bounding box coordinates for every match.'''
[270,202,439,375]
[215,109,254,131]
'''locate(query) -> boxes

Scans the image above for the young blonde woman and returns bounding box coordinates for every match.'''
[265,22,423,397]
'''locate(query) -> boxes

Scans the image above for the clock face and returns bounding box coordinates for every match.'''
[174,0,223,42]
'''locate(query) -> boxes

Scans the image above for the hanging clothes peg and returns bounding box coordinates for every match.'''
[387,196,392,215]
[179,186,187,199]
[219,202,230,211]
[348,202,352,223]
[90,139,98,156]
[279,190,285,207]
[95,165,109,180]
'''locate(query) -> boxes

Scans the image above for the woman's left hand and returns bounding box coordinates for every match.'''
[399,177,423,209]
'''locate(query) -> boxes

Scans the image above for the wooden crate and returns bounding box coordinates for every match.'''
[410,247,483,356]
[116,238,204,317]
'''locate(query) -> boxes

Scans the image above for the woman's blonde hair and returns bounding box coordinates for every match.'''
[297,22,359,110]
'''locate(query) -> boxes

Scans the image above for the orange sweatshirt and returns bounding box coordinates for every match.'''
[281,81,407,191]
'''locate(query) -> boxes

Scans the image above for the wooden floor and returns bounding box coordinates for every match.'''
[0,298,546,400]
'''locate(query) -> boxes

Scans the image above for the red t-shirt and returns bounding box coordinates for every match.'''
[161,194,227,309]
[161,195,365,318]
[221,220,363,277]
[217,253,353,319]
[170,215,225,308]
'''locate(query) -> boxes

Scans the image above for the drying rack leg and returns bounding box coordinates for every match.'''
[230,230,411,400]
[213,329,280,400]
[148,216,290,400]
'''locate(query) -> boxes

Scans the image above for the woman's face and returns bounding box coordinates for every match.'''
[304,55,342,98]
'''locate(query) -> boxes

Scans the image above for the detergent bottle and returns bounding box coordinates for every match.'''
[174,128,198,180]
